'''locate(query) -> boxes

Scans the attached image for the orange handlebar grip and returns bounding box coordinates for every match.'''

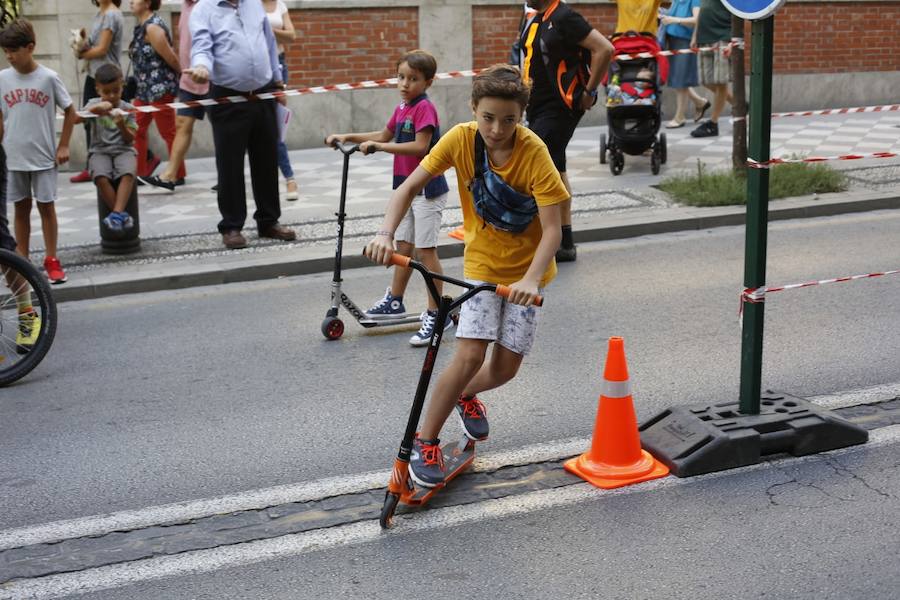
[495,285,543,307]
[390,254,412,268]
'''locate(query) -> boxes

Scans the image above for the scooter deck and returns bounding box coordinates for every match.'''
[402,438,476,506]
[358,314,422,328]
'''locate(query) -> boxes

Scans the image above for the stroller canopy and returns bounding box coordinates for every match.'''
[608,31,669,86]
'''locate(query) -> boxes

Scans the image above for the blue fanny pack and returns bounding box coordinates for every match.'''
[468,131,538,233]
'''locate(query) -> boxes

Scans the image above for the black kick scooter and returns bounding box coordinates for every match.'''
[378,254,543,528]
[321,141,423,339]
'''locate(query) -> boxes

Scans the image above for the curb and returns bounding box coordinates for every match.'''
[48,192,899,304]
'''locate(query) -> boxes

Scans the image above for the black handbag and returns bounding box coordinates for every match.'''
[123,68,137,102]
[123,22,144,102]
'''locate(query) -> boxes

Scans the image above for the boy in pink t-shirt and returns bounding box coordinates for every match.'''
[326,49,451,347]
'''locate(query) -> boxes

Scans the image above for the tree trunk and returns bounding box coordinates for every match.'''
[731,15,748,175]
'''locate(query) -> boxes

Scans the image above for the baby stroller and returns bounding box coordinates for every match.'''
[600,31,669,175]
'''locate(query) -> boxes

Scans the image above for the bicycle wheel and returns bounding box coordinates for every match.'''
[0,249,57,386]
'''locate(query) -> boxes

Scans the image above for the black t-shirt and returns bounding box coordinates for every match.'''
[523,7,593,115]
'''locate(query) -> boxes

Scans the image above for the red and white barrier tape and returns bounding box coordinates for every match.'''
[747,152,898,168]
[739,268,900,324]
[614,40,743,61]
[771,104,900,119]
[73,68,486,119]
[74,42,747,119]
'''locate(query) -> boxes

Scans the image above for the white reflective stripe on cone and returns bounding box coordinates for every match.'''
[601,380,633,399]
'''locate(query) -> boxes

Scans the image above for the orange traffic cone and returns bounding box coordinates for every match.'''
[564,337,669,489]
[448,225,465,241]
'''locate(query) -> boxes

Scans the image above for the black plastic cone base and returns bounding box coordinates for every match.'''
[639,393,869,478]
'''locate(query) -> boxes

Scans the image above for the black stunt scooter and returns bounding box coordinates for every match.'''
[321,141,423,340]
[378,253,543,528]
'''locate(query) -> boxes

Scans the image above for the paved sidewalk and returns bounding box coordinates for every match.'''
[15,110,900,301]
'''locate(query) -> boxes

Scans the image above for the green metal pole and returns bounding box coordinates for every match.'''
[739,17,774,415]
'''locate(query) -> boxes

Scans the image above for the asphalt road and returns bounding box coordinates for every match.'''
[2,211,899,577]
[74,435,900,600]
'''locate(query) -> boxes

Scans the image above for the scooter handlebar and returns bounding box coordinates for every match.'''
[495,284,544,307]
[328,139,360,155]
[389,253,412,268]
[364,250,545,307]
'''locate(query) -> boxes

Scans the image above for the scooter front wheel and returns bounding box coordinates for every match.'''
[380,491,400,529]
[321,316,344,340]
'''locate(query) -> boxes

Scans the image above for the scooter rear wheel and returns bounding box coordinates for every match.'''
[321,316,344,340]
[380,491,400,529]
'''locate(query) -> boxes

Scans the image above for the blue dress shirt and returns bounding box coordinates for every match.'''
[190,0,281,92]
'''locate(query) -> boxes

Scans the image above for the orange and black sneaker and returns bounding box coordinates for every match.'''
[409,436,445,488]
[456,394,489,441]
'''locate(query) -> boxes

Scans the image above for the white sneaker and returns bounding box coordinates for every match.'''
[409,310,454,347]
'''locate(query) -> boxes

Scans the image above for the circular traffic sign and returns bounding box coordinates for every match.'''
[721,0,786,20]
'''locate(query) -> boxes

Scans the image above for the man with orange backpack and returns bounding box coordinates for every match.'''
[519,0,613,262]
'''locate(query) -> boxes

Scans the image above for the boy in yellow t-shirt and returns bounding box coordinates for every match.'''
[615,0,661,34]
[365,64,569,488]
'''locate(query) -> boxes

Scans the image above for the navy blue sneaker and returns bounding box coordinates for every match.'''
[409,309,454,347]
[456,394,489,441]
[409,436,444,488]
[365,287,407,320]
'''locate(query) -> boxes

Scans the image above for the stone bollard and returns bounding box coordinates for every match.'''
[97,179,141,255]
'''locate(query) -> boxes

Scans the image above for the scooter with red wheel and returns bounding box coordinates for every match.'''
[320,140,423,340]
[377,253,543,528]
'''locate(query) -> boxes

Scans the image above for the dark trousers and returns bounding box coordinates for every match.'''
[82,76,99,169]
[0,146,16,251]
[208,84,280,233]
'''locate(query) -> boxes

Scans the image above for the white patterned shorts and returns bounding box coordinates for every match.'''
[455,279,542,356]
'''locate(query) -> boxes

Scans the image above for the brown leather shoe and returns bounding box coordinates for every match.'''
[258,223,297,241]
[222,230,248,249]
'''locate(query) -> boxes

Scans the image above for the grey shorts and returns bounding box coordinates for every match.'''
[699,42,732,86]
[89,151,137,182]
[456,279,543,356]
[395,193,448,248]
[7,168,58,203]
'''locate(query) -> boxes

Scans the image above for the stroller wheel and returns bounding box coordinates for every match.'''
[659,133,668,164]
[610,152,624,176]
[651,150,661,175]
[599,133,607,165]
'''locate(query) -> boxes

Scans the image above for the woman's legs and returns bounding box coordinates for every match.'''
[133,99,153,177]
[276,53,297,197]
[160,115,196,182]
[276,141,293,180]
[82,76,97,164]
[71,76,98,181]
[152,95,186,180]
[671,87,688,124]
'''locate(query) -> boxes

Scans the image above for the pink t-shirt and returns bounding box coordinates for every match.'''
[178,0,208,96]
[386,96,449,198]
[387,96,440,180]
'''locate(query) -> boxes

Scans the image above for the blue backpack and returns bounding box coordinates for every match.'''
[469,131,538,234]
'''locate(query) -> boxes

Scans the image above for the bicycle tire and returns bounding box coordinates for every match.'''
[0,249,57,386]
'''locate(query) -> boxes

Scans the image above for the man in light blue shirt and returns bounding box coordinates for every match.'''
[187,0,295,249]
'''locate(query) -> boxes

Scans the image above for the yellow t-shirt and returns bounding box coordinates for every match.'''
[616,0,661,34]
[419,122,569,288]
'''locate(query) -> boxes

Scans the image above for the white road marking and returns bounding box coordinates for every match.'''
[0,437,587,551]
[804,382,900,410]
[3,425,898,600]
[1,384,896,552]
